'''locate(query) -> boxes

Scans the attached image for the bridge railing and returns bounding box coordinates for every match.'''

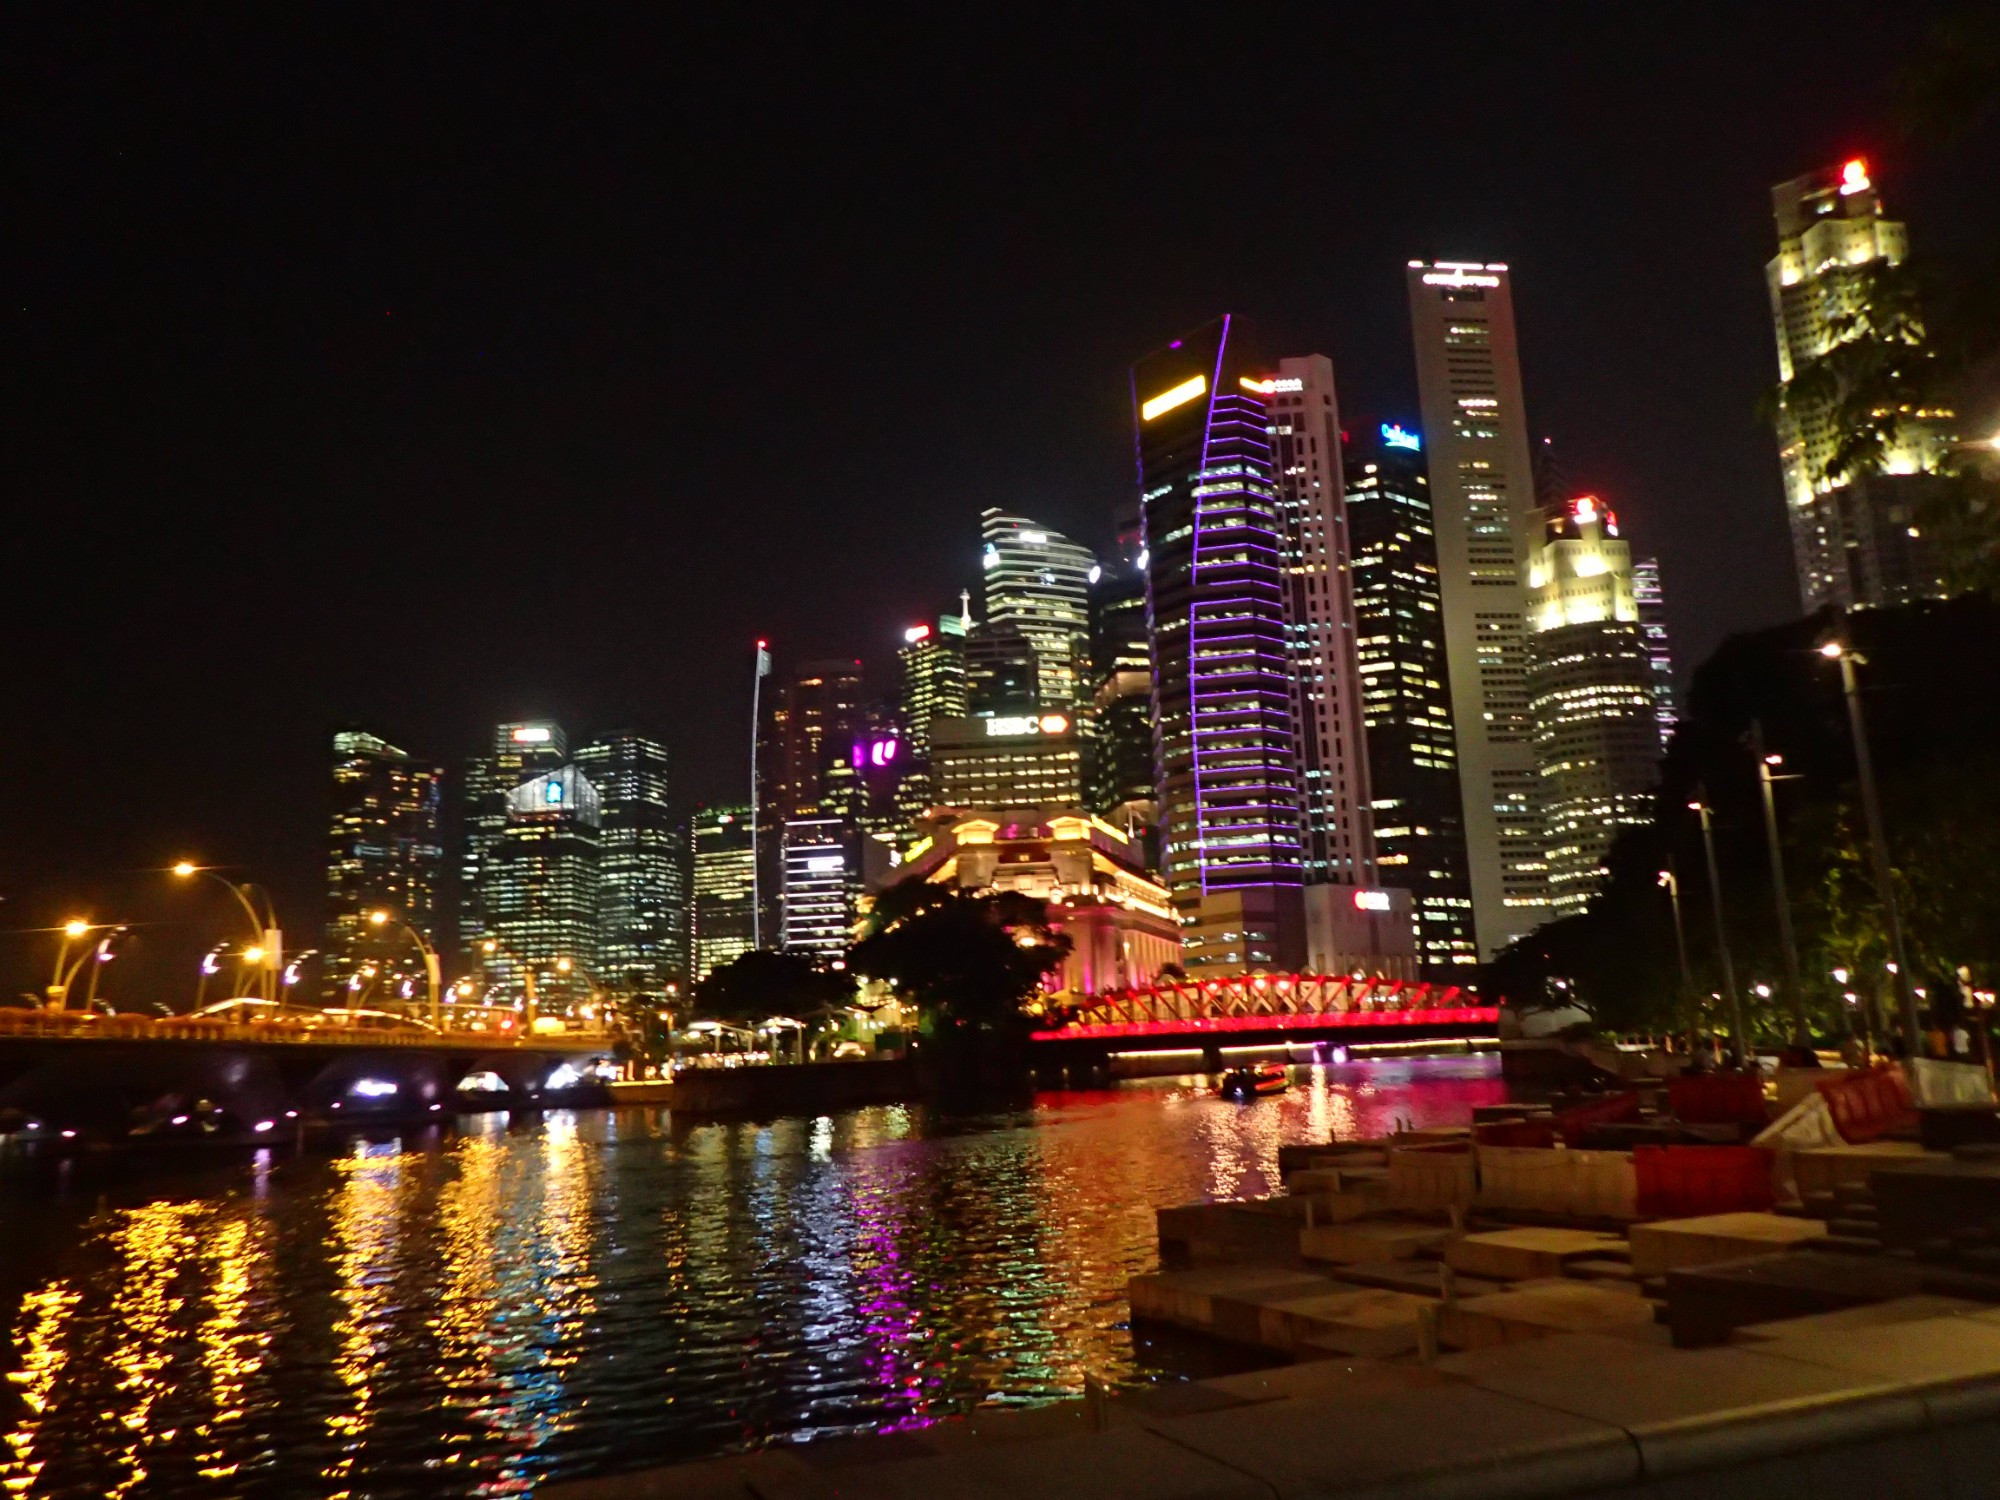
[1029,974,1490,1038]
[0,1008,614,1049]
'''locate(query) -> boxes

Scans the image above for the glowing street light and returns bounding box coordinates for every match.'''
[1819,639,1919,1055]
[172,862,283,1003]
[1689,792,1749,1068]
[368,909,443,1030]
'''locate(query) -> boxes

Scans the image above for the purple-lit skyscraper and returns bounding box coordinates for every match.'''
[1132,316,1305,974]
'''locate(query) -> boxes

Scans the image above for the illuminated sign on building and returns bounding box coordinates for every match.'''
[1421,269,1500,288]
[804,855,845,874]
[1352,889,1392,912]
[1381,424,1422,452]
[1141,374,1207,422]
[544,780,565,805]
[1840,158,1870,195]
[904,623,931,644]
[983,713,1070,738]
[511,726,552,744]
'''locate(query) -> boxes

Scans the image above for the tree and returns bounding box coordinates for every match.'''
[847,882,1071,1045]
[691,949,853,1024]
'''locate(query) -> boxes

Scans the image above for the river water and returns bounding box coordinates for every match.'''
[0,1056,1505,1499]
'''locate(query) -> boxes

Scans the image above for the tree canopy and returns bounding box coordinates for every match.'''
[848,881,1072,1041]
[690,948,854,1023]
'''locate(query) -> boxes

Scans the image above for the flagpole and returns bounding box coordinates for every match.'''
[750,638,771,950]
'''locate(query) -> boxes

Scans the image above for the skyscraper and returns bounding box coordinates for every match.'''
[691,806,755,980]
[1265,353,1374,886]
[1632,557,1677,752]
[574,731,686,997]
[1087,507,1157,848]
[930,711,1083,810]
[962,621,1041,717]
[1344,427,1478,978]
[323,730,444,1002]
[1408,261,1552,957]
[757,657,868,947]
[1132,315,1304,974]
[1524,495,1660,913]
[482,763,601,1011]
[459,721,567,960]
[1768,158,1952,611]
[980,509,1095,714]
[896,613,968,818]
[780,816,856,958]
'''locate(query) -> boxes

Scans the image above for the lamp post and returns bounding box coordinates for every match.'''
[1751,723,1810,1051]
[1658,866,1696,1051]
[1819,640,1920,1057]
[1690,792,1749,1068]
[367,910,443,1031]
[481,937,538,1033]
[173,863,282,1003]
[45,920,119,1013]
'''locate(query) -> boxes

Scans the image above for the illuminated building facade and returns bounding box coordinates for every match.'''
[1408,261,1552,956]
[1633,557,1677,751]
[980,509,1096,713]
[574,731,686,997]
[963,621,1040,717]
[931,713,1083,809]
[756,657,868,943]
[1525,496,1661,913]
[691,806,755,980]
[458,720,566,959]
[1266,353,1374,886]
[1343,428,1478,977]
[323,730,444,1003]
[898,808,1182,995]
[780,816,857,957]
[1087,510,1157,847]
[1768,159,1952,611]
[482,764,602,1011]
[1132,315,1304,974]
[896,613,969,816]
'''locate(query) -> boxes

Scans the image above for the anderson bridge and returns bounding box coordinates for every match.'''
[0,1008,616,1138]
[1030,973,1498,1075]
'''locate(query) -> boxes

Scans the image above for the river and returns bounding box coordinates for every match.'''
[0,1055,1506,1499]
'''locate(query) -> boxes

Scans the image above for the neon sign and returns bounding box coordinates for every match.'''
[1381,424,1421,452]
[1839,158,1869,195]
[1141,374,1206,421]
[1352,890,1391,912]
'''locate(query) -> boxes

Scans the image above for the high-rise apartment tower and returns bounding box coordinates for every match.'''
[324,730,444,1003]
[574,731,686,997]
[980,510,1096,714]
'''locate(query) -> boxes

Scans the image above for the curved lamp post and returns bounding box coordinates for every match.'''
[481,937,539,1033]
[367,910,442,1031]
[46,919,117,1013]
[173,862,282,1003]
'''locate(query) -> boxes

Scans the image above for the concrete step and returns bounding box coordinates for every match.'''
[1564,1257,1641,1283]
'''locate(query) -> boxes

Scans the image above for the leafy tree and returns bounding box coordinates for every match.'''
[848,881,1071,1044]
[691,949,853,1024]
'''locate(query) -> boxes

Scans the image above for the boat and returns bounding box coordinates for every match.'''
[1217,1063,1288,1101]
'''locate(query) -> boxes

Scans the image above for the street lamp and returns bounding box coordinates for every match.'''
[367,910,443,1031]
[1751,724,1810,1051]
[1819,639,1920,1056]
[1690,792,1749,1068]
[1658,865,1695,1050]
[46,920,118,1013]
[481,937,538,1031]
[172,863,283,1003]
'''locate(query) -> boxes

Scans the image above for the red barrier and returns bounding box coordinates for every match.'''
[1816,1066,1915,1144]
[1557,1091,1641,1141]
[1667,1073,1770,1127]
[1475,1117,1559,1149]
[1634,1145,1774,1217]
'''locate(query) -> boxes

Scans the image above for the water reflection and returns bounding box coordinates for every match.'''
[0,1057,1502,1498]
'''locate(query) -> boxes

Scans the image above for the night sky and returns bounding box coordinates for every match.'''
[6,6,1996,995]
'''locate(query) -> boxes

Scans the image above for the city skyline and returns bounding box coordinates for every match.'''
[10,8,1997,1003]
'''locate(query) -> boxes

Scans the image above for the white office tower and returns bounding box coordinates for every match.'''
[1407,261,1552,957]
[1264,354,1374,886]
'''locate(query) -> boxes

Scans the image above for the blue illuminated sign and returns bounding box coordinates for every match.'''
[544,780,565,805]
[1381,423,1422,452]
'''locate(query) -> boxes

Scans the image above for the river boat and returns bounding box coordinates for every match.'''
[1217,1063,1288,1101]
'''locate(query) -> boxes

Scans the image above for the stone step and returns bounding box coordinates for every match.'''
[1564,1257,1641,1283]
[1828,1218,1881,1240]
[1301,1217,1453,1265]
[1817,1233,1888,1256]
[1444,1227,1628,1283]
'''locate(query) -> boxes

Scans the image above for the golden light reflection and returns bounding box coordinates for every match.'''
[102,1201,208,1500]
[1,1281,79,1495]
[192,1213,271,1479]
[323,1143,411,1492]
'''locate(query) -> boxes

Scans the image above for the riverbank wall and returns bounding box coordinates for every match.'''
[610,1058,921,1117]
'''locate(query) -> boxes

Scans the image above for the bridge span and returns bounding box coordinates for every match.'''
[1030,973,1498,1072]
[0,1008,616,1139]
